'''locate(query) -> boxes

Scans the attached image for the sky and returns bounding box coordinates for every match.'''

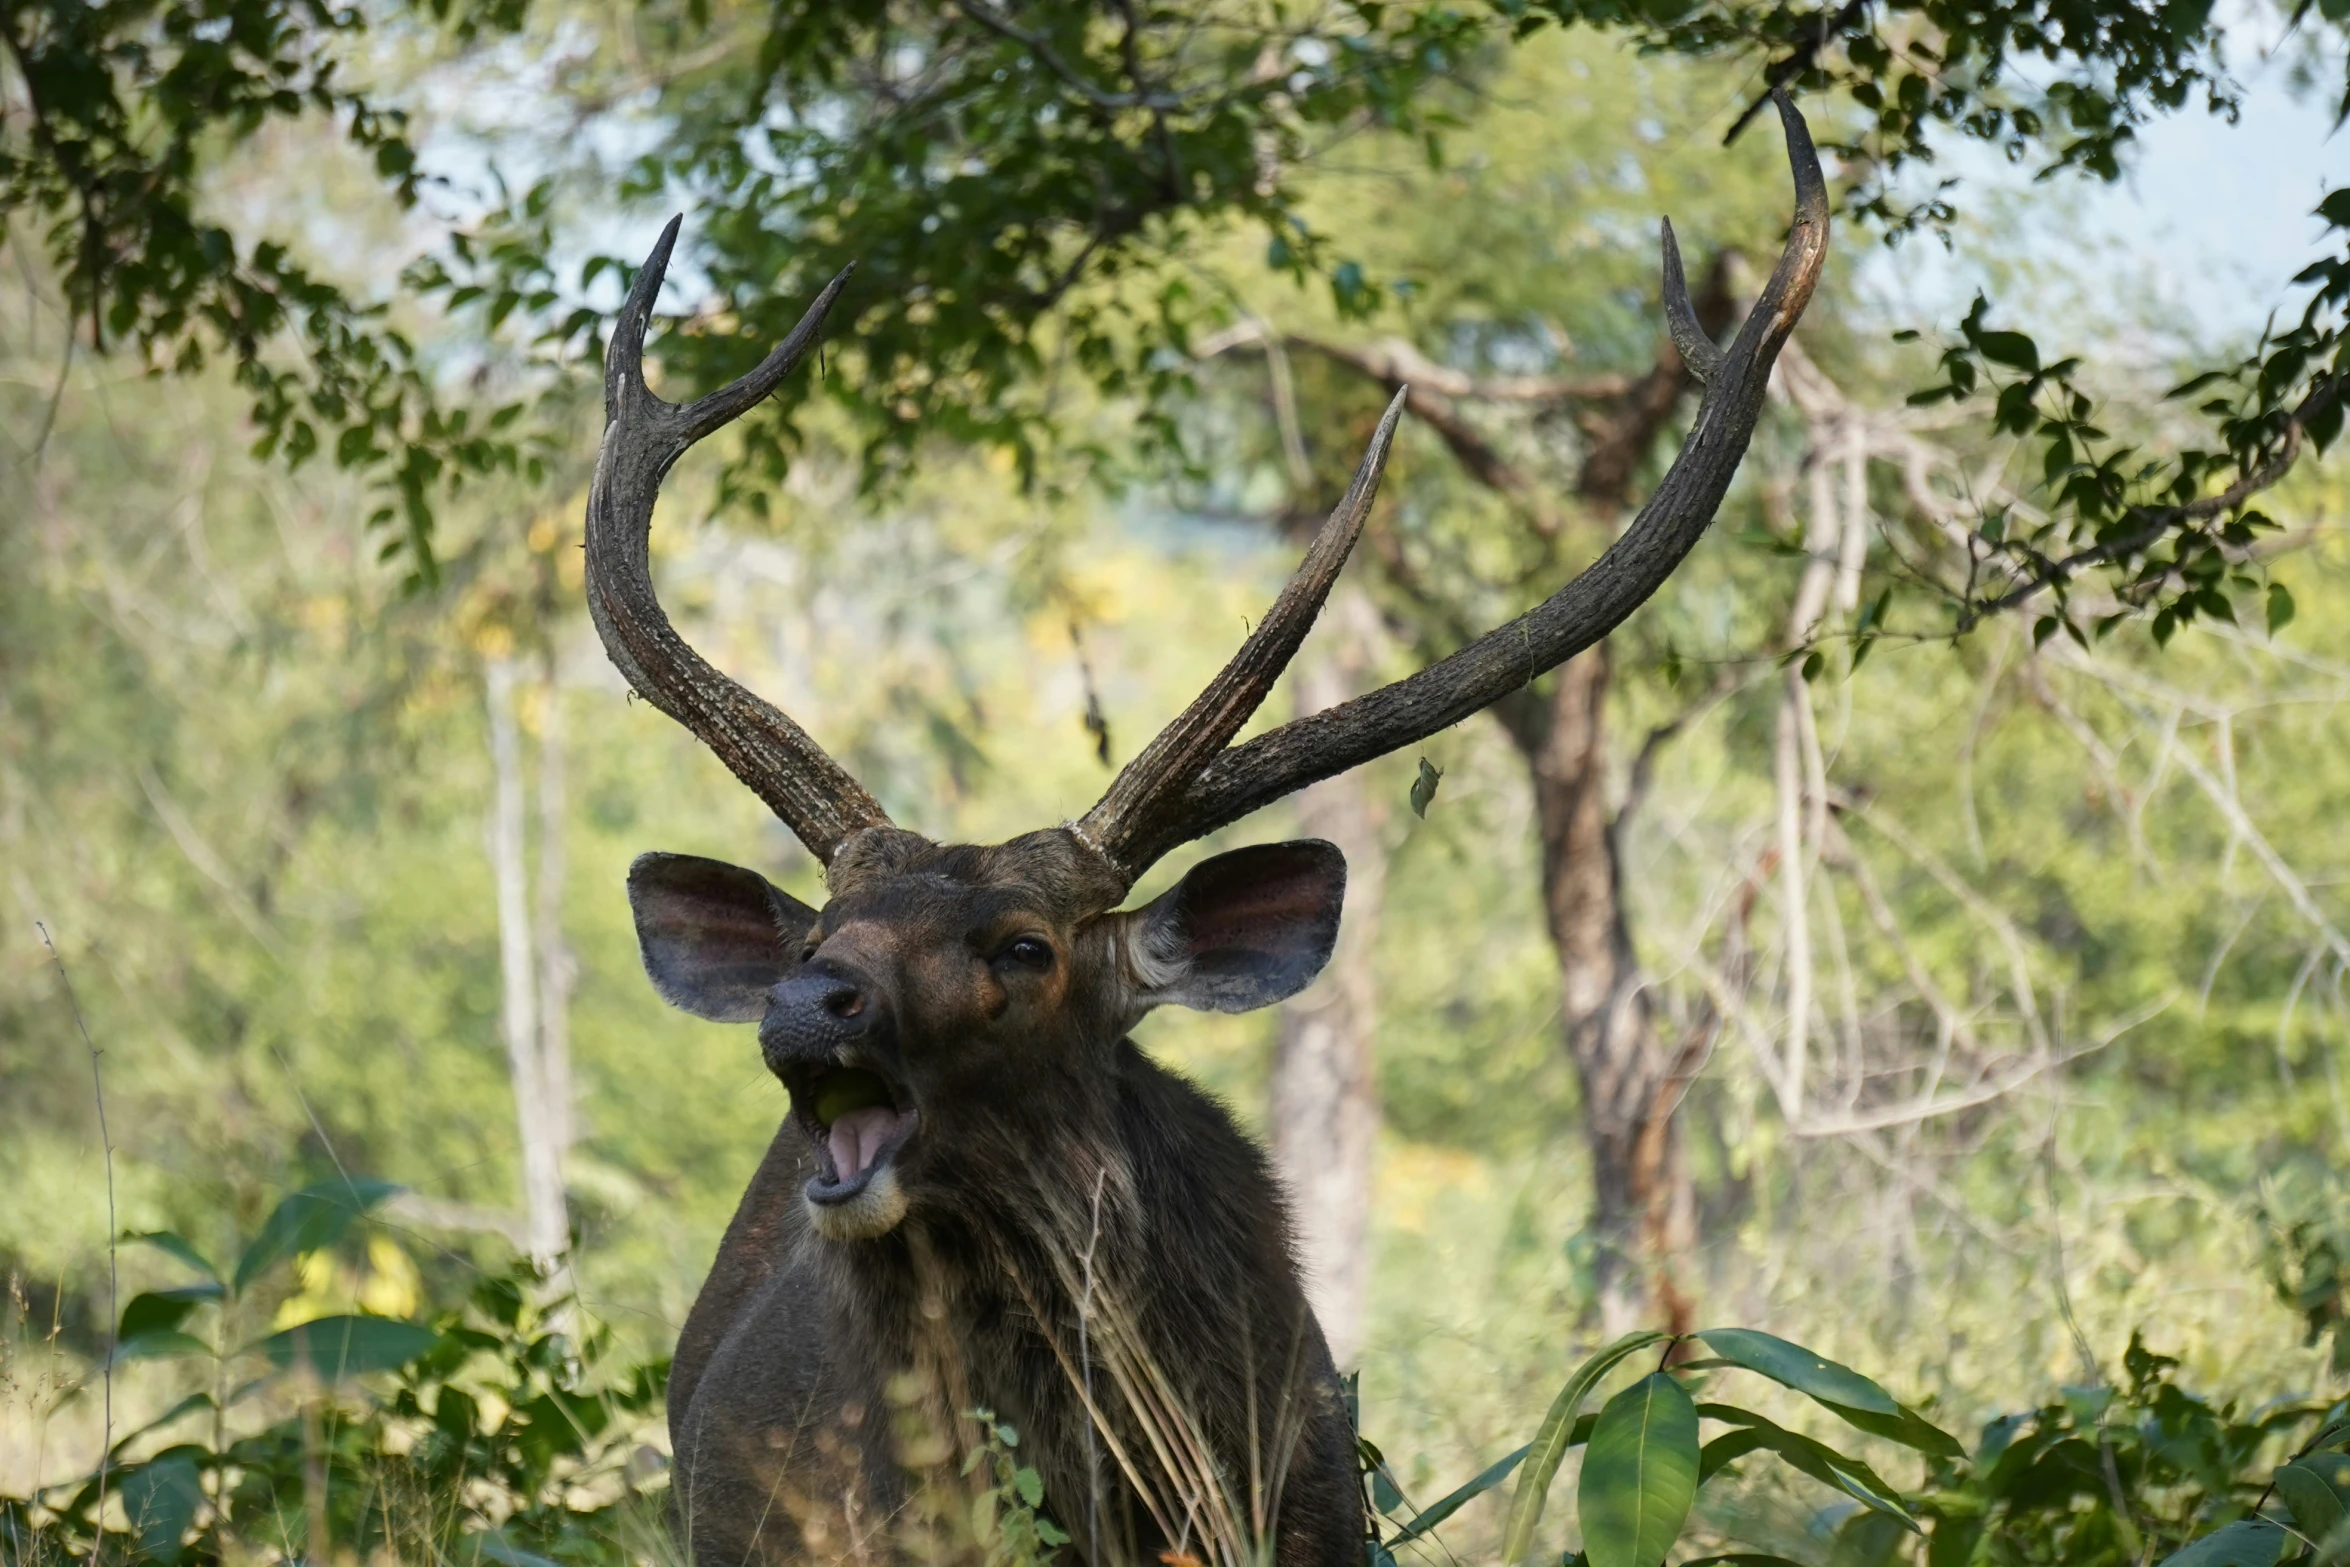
[1861,31,2350,355]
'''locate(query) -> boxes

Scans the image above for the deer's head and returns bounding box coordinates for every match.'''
[587,97,1827,1243]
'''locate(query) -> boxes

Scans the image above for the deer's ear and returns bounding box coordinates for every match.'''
[1125,841,1347,1015]
[627,853,817,1023]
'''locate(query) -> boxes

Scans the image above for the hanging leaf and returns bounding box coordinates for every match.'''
[1578,1373,1700,1567]
[248,1315,439,1380]
[2269,582,2297,634]
[1500,1330,1668,1566]
[118,1291,208,1342]
[1816,1399,1968,1463]
[233,1177,401,1292]
[1410,758,1443,819]
[1693,1329,1899,1415]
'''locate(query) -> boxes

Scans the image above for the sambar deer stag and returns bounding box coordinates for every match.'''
[586,93,1826,1567]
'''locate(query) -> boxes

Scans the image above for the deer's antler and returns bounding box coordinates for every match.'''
[1076,91,1829,885]
[584,219,890,867]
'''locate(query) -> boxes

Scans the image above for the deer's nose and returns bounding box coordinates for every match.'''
[762,958,884,1062]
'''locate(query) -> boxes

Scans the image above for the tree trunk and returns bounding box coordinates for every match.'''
[1269,589,1387,1368]
[1519,646,1695,1334]
[534,653,577,1161]
[485,653,569,1271]
[1505,262,1734,1333]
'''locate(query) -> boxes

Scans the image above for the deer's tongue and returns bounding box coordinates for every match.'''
[827,1105,906,1181]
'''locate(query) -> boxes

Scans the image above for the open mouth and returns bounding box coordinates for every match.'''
[783,1062,918,1205]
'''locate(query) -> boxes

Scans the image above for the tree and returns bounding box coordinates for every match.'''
[12,1,2344,609]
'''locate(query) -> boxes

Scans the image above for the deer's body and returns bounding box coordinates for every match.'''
[670,1040,1357,1567]
[581,94,1822,1567]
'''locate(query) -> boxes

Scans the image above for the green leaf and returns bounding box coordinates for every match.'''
[112,1330,214,1365]
[1692,1329,1899,1416]
[130,1231,221,1284]
[1678,1558,1817,1567]
[1816,1401,1967,1464]
[1501,1330,1668,1566]
[2153,1519,2287,1567]
[1410,758,1443,820]
[1390,1443,1531,1544]
[119,1291,205,1340]
[1974,329,2040,372]
[247,1315,439,1380]
[2276,1458,2348,1544]
[1694,1407,1917,1531]
[233,1177,401,1291]
[120,1453,203,1565]
[2269,582,2296,634]
[1579,1373,1700,1567]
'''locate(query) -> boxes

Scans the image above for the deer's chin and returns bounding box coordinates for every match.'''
[806,1164,908,1240]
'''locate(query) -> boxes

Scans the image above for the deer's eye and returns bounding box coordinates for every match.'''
[997,937,1054,972]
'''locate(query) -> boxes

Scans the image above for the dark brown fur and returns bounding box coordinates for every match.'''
[641,829,1363,1567]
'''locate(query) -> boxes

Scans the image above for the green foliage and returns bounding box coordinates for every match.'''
[429,0,1492,508]
[1362,1324,2350,1567]
[961,1410,1072,1567]
[1512,1,2248,223]
[0,0,538,582]
[1910,1333,2347,1567]
[1580,1372,1701,1567]
[2261,1173,2350,1380]
[1,1180,666,1567]
[1896,252,2344,637]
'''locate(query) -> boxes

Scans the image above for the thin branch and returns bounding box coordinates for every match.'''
[1784,996,2165,1137]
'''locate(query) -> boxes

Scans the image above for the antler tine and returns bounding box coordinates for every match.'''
[1659,219,1722,387]
[584,219,890,870]
[1075,388,1410,881]
[1091,95,1831,880]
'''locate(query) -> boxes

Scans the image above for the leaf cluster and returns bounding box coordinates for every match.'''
[1510,0,2241,233]
[1,1179,666,1567]
[0,0,539,583]
[1889,231,2346,644]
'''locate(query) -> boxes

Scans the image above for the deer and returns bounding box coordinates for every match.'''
[583,93,1825,1567]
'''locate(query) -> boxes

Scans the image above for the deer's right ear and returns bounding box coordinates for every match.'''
[1121,840,1347,1016]
[627,853,817,1024]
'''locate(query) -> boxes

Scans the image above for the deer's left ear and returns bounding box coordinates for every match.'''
[1123,840,1347,1014]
